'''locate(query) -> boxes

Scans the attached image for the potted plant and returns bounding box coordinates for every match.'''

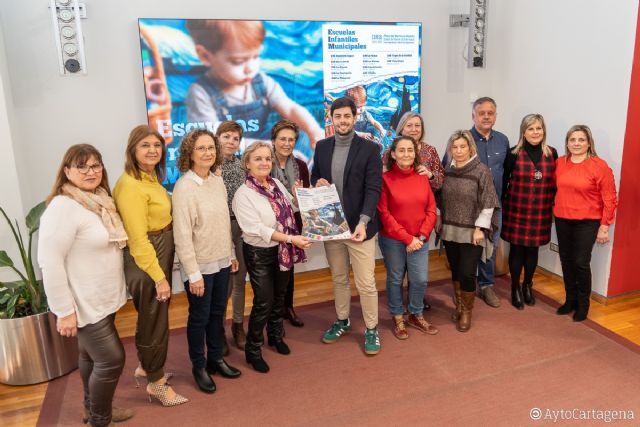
[0,202,78,385]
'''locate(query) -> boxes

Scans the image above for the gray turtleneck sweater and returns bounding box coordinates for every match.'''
[330,130,370,225]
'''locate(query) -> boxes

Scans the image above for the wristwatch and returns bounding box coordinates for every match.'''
[418,235,427,242]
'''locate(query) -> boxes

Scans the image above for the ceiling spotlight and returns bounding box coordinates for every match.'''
[60,25,76,39]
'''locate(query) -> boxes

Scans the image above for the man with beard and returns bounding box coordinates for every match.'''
[311,96,383,355]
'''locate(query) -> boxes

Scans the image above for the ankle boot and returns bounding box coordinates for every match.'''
[284,306,304,327]
[192,367,216,394]
[522,282,535,306]
[573,295,590,322]
[511,283,524,310]
[556,300,576,315]
[232,322,246,350]
[457,291,475,332]
[451,281,462,322]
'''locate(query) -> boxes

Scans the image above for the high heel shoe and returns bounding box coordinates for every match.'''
[146,383,189,407]
[133,369,175,388]
[82,407,134,424]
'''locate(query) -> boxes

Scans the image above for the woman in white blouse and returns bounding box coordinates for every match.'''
[38,144,132,427]
[232,142,311,373]
[172,129,241,394]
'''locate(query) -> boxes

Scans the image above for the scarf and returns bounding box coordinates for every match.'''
[61,183,128,249]
[245,175,306,271]
[271,153,300,193]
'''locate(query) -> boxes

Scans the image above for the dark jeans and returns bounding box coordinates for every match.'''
[508,244,539,286]
[555,217,599,308]
[243,243,291,359]
[78,314,125,427]
[184,267,231,368]
[444,240,483,292]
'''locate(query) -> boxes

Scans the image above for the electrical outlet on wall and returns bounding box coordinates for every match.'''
[550,242,559,252]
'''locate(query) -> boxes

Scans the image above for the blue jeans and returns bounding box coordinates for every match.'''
[379,235,429,316]
[478,212,502,288]
[184,267,231,368]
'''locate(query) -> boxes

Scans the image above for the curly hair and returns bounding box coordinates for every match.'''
[385,136,421,171]
[176,128,222,173]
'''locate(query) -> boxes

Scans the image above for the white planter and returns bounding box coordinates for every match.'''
[0,311,78,385]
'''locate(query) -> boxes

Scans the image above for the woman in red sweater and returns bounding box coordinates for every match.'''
[554,125,617,321]
[378,136,438,340]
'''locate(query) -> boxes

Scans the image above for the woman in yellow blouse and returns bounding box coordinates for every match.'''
[113,125,188,406]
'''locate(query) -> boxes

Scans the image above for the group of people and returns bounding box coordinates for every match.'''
[36,95,617,426]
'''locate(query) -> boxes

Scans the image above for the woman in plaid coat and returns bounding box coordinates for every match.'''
[501,114,557,310]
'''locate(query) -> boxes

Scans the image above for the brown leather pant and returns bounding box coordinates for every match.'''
[123,229,174,382]
[78,313,125,427]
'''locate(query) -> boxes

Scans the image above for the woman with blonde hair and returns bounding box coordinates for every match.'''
[232,142,311,373]
[554,125,617,321]
[113,125,188,406]
[172,128,241,394]
[501,114,557,310]
[440,130,499,332]
[39,144,133,426]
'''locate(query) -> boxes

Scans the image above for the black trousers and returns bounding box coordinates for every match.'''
[78,314,125,427]
[443,240,483,292]
[555,217,599,308]
[284,268,295,308]
[243,243,291,359]
[184,267,230,368]
[508,244,539,286]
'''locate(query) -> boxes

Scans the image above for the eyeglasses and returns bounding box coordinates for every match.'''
[194,145,216,153]
[73,163,103,174]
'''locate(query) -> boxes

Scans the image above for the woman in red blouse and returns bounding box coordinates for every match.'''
[382,112,444,311]
[378,136,438,340]
[554,125,617,321]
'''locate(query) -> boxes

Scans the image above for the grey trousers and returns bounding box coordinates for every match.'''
[78,313,125,427]
[227,219,248,323]
[123,228,174,382]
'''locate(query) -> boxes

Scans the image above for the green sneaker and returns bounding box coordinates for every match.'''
[364,328,381,355]
[322,319,351,343]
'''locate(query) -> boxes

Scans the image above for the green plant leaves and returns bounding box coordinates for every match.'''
[0,250,15,268]
[26,202,46,233]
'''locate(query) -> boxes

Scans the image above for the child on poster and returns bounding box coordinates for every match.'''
[185,20,324,149]
[345,85,386,143]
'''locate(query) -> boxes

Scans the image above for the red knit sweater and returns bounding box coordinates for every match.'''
[377,164,437,245]
[553,155,618,225]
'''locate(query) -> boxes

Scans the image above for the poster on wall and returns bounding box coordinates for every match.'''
[138,19,421,191]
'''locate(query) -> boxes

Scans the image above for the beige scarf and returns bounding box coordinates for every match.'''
[61,183,128,249]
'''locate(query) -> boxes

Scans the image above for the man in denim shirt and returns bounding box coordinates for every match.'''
[469,97,509,307]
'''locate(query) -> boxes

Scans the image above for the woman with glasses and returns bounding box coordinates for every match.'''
[113,125,188,406]
[232,142,311,373]
[173,129,241,394]
[270,119,311,328]
[39,144,133,426]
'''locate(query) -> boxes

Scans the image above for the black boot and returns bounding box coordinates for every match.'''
[511,283,524,310]
[207,359,241,378]
[573,289,590,322]
[192,367,216,393]
[267,337,291,355]
[245,354,270,373]
[522,282,535,306]
[556,301,576,315]
[284,306,304,327]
